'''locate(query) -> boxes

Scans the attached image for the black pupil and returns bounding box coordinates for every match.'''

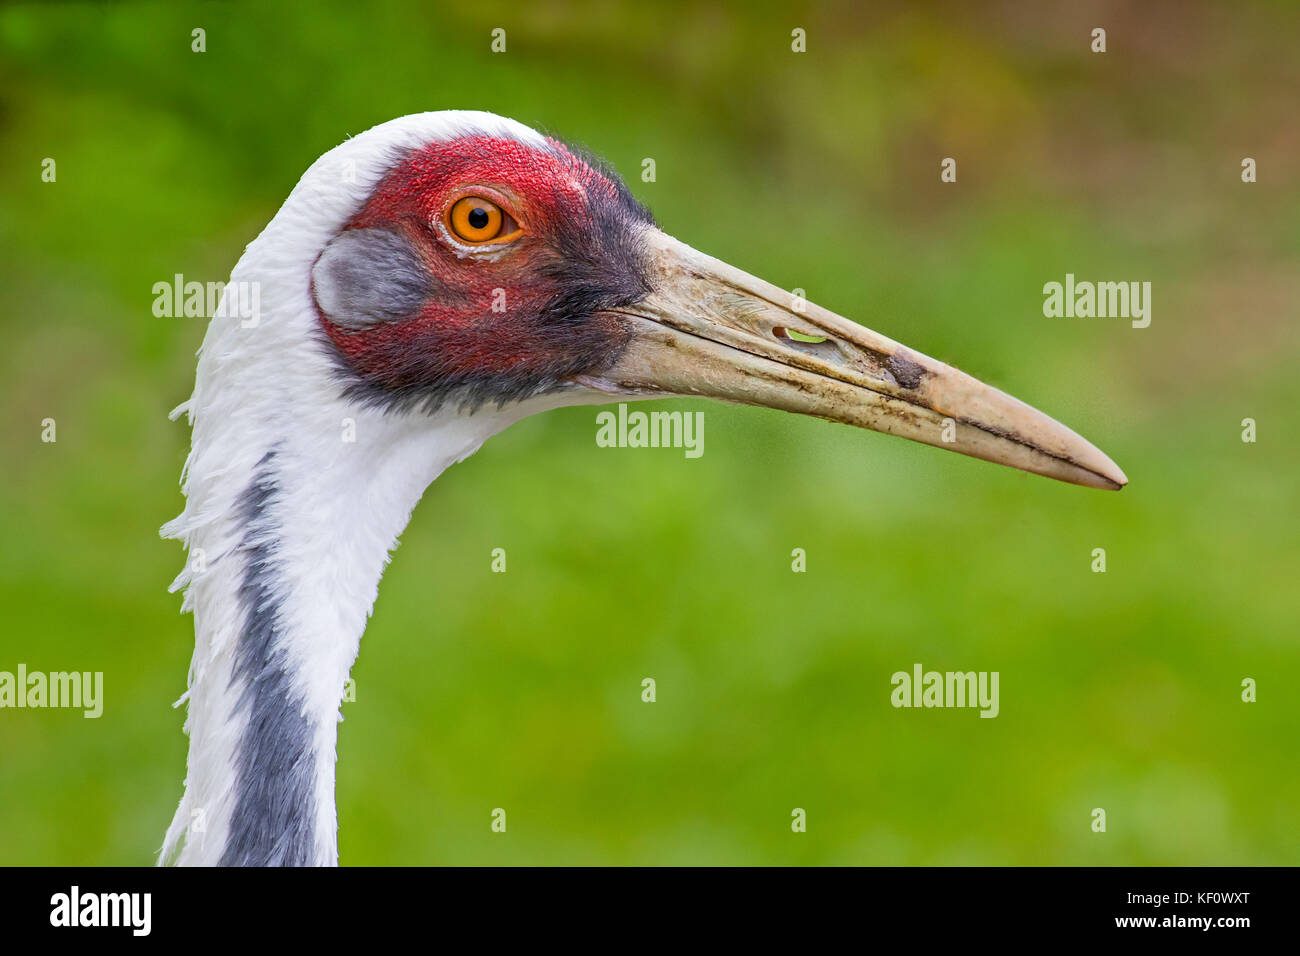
[467,206,490,230]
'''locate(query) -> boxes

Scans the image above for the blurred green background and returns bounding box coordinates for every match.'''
[1,0,1297,865]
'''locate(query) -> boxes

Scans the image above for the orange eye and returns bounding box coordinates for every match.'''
[447,196,519,244]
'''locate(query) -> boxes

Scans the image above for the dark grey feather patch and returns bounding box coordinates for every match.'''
[220,448,318,866]
[311,227,433,329]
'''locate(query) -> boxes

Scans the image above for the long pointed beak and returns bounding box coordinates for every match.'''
[583,229,1127,490]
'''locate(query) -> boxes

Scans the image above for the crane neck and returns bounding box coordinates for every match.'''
[161,390,524,865]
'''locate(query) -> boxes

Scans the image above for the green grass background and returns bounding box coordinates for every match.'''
[0,1,1296,865]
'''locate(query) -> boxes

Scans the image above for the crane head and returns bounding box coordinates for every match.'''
[309,113,1126,490]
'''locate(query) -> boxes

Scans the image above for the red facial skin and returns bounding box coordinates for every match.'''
[315,135,650,407]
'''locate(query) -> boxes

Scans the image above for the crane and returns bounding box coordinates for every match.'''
[160,111,1126,866]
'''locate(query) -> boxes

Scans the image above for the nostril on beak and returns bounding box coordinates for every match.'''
[773,326,830,345]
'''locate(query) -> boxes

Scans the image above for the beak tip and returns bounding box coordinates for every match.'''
[1091,457,1128,491]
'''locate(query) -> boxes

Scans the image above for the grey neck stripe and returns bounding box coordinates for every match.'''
[220,448,318,866]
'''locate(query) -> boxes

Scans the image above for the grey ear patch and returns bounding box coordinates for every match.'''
[311,227,433,329]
